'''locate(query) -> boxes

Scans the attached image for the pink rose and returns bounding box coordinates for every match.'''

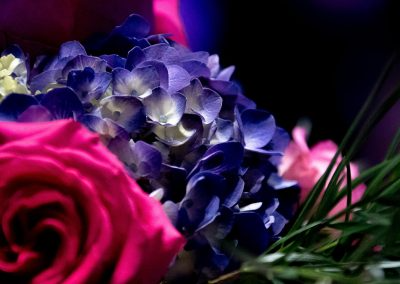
[279,126,365,215]
[0,120,185,284]
[0,0,186,55]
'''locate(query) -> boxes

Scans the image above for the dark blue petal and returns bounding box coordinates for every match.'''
[271,212,288,236]
[111,14,150,39]
[154,164,187,203]
[100,54,127,69]
[1,44,24,58]
[67,67,111,102]
[236,93,257,112]
[222,177,244,208]
[100,95,146,132]
[40,88,84,119]
[179,172,225,234]
[0,94,38,121]
[125,46,145,70]
[232,212,271,255]
[199,142,244,174]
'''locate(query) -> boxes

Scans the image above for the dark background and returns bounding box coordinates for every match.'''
[182,0,400,150]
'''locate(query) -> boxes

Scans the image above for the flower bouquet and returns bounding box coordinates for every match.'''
[0,2,400,284]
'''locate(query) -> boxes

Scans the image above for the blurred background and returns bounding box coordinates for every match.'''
[181,0,400,164]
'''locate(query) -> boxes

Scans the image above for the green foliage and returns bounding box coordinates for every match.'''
[210,56,400,283]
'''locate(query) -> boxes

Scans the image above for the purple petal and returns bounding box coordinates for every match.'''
[216,66,235,81]
[167,65,191,93]
[232,212,271,254]
[207,54,220,78]
[62,55,107,78]
[111,14,150,39]
[0,94,38,121]
[67,67,111,102]
[100,95,146,132]
[239,109,276,150]
[132,141,163,178]
[143,87,186,126]
[139,61,169,90]
[17,105,52,122]
[179,172,225,233]
[204,141,244,173]
[79,115,130,141]
[209,118,233,144]
[153,113,202,146]
[59,41,87,58]
[126,46,145,70]
[143,43,179,63]
[181,60,211,78]
[112,66,160,98]
[40,88,84,119]
[222,177,245,208]
[100,54,127,69]
[182,79,222,124]
[30,69,61,93]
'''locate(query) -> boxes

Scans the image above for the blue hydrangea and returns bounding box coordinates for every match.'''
[0,14,299,282]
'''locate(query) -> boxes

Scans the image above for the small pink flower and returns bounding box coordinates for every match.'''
[0,119,185,284]
[279,126,365,215]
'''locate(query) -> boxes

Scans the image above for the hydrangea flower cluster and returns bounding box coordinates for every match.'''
[0,15,298,281]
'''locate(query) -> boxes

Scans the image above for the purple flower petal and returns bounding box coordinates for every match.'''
[59,41,87,58]
[143,87,185,126]
[17,105,52,122]
[181,60,211,78]
[40,88,84,119]
[208,118,233,144]
[143,43,179,63]
[131,141,163,178]
[0,94,38,121]
[232,212,271,254]
[126,46,146,70]
[79,115,130,142]
[239,109,276,150]
[30,70,61,93]
[62,55,107,78]
[111,14,150,39]
[139,61,169,90]
[182,79,222,124]
[100,54,127,69]
[153,113,202,146]
[216,66,235,81]
[100,95,146,132]
[179,172,225,233]
[67,67,111,102]
[112,66,160,98]
[167,65,191,93]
